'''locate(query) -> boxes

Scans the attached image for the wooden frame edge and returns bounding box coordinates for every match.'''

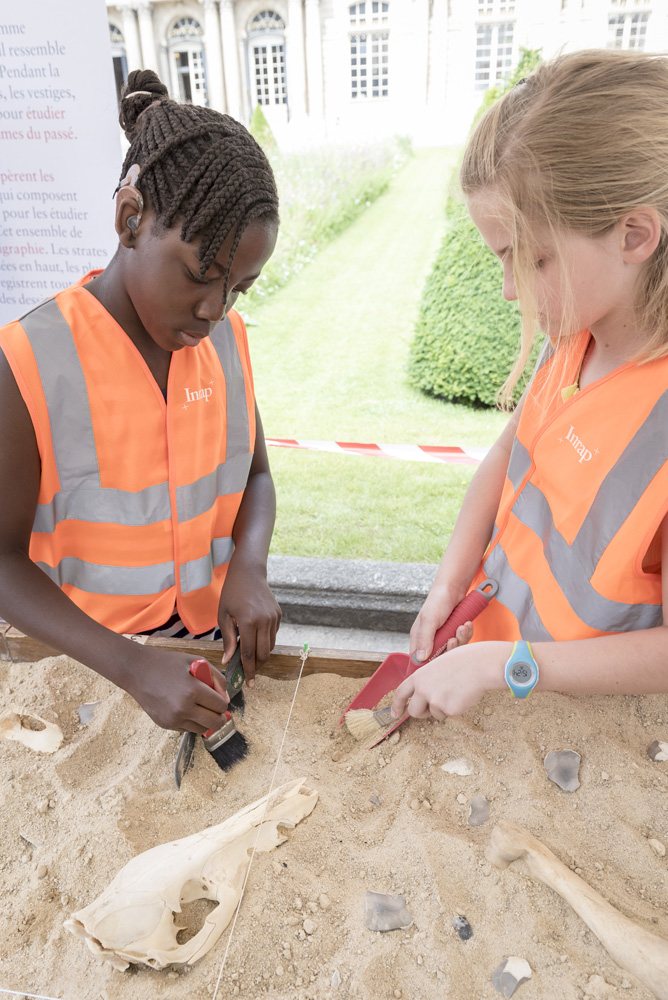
[0,629,384,679]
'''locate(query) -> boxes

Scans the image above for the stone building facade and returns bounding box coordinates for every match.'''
[105,0,668,147]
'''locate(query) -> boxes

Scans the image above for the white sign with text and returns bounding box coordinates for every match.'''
[0,0,120,325]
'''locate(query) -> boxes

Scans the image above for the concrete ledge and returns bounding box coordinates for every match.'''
[267,555,438,633]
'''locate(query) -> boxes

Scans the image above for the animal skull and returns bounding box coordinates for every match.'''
[64,778,318,971]
[0,705,63,753]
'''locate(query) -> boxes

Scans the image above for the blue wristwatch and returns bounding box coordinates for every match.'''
[504,640,539,698]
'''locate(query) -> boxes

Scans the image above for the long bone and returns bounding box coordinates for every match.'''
[64,778,318,971]
[487,819,668,1000]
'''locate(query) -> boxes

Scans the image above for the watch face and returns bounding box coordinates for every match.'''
[510,661,534,684]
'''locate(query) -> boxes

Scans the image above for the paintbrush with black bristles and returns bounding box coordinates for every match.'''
[190,658,248,772]
[174,652,247,788]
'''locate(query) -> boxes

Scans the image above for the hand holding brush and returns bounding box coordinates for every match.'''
[341,579,498,747]
[190,658,249,771]
[174,658,249,787]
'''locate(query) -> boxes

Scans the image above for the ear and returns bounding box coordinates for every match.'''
[115,185,144,248]
[619,208,662,265]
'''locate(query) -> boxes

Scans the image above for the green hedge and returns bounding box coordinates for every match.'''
[249,103,278,155]
[409,47,543,409]
[408,204,540,407]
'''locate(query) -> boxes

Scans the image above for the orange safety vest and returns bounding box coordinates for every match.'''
[471,330,668,643]
[0,272,256,635]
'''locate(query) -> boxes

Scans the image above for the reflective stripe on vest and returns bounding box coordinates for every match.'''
[181,537,235,595]
[15,293,253,620]
[36,536,236,596]
[22,299,250,539]
[475,334,668,642]
[482,540,553,640]
[36,556,176,596]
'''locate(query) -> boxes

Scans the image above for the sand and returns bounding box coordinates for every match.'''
[1,651,667,1000]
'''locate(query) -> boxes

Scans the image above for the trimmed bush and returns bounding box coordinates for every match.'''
[409,47,544,408]
[249,104,278,155]
[472,47,543,126]
[408,205,540,407]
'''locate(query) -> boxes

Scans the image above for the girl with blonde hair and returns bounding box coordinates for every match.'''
[393,49,668,720]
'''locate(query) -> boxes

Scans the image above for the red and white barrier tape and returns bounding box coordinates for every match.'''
[265,438,488,466]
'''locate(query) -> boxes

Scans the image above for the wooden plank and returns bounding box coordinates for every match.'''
[0,629,384,678]
[0,622,10,660]
[144,637,382,679]
[2,627,62,663]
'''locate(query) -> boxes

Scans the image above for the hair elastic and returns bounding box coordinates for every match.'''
[137,98,164,123]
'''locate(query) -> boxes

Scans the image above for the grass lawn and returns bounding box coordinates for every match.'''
[248,148,508,564]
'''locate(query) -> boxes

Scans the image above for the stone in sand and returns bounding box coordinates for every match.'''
[544,749,581,791]
[467,795,489,826]
[492,956,532,998]
[364,891,413,932]
[452,915,473,940]
[441,758,473,776]
[77,702,101,725]
[648,740,668,762]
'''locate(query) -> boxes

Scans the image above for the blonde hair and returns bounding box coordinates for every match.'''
[460,49,668,407]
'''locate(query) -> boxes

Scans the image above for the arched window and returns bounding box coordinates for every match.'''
[607,2,651,50]
[349,2,389,101]
[474,0,515,92]
[248,10,287,107]
[168,17,207,106]
[109,23,128,106]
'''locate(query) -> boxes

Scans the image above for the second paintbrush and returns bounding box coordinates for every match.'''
[190,658,249,771]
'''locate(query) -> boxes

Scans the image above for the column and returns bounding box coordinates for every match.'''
[426,0,448,113]
[304,0,324,119]
[202,0,226,111]
[579,0,611,50]
[137,3,159,72]
[287,0,307,120]
[220,0,242,120]
[650,1,668,52]
[120,3,143,74]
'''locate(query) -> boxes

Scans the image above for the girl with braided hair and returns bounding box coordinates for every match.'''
[0,70,281,734]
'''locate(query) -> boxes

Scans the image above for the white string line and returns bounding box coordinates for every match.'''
[211,644,310,1000]
[0,989,65,1000]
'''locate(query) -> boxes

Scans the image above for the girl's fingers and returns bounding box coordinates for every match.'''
[255,623,272,667]
[391,678,415,717]
[412,619,439,663]
[208,669,230,706]
[219,618,238,665]
[405,692,430,719]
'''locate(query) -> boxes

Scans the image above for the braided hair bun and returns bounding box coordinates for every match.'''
[119,69,169,143]
[114,68,279,293]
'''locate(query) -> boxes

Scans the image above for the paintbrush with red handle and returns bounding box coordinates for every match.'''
[190,658,249,771]
[340,579,498,747]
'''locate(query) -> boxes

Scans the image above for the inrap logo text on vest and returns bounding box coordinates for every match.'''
[184,385,213,403]
[562,424,597,464]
